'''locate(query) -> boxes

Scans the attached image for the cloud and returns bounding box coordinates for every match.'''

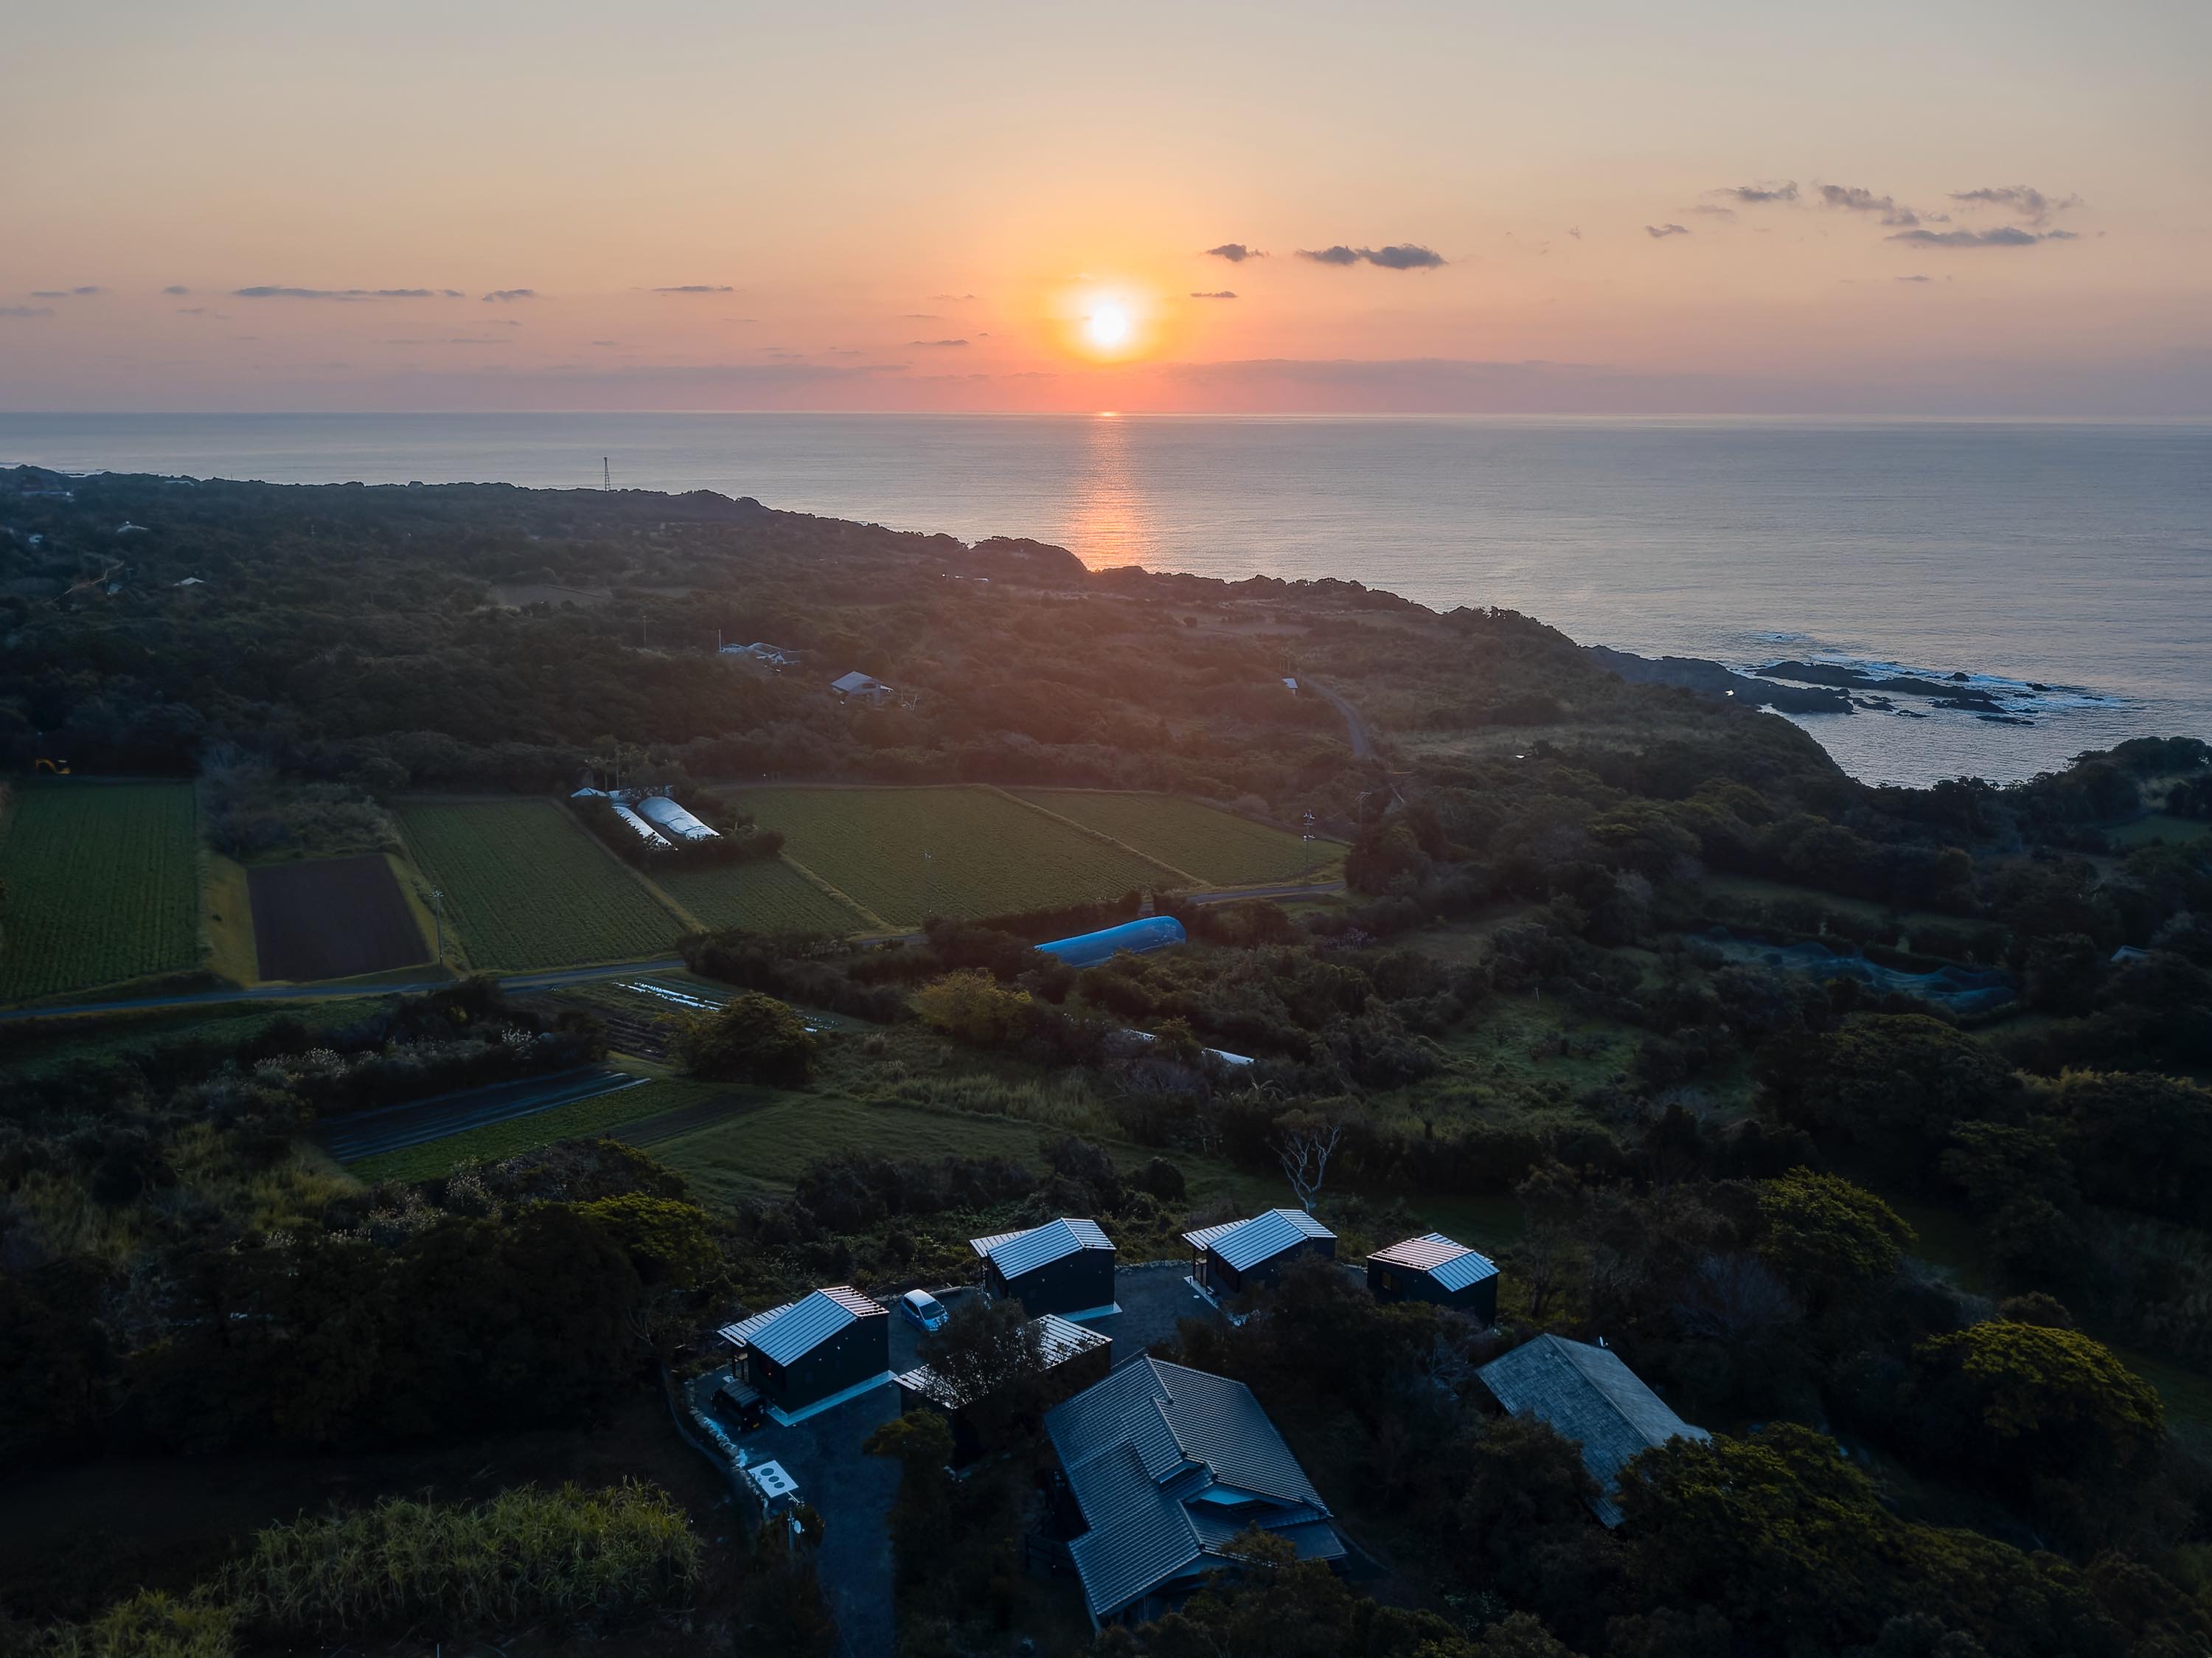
[1896,274,1933,282]
[29,285,105,297]
[481,288,537,302]
[1190,290,1238,299]
[653,284,733,294]
[379,337,514,347]
[908,338,969,347]
[1298,243,1445,269]
[234,285,459,299]
[930,292,979,301]
[1645,223,1690,239]
[1717,180,1800,204]
[1688,205,1737,220]
[0,305,54,319]
[163,285,190,296]
[1205,243,1262,262]
[1888,226,2077,248]
[899,313,939,319]
[1815,185,1919,227]
[1566,226,1581,240]
[1950,185,2079,226]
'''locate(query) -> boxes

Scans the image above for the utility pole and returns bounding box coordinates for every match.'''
[603,456,611,489]
[430,887,445,965]
[922,850,933,921]
[1301,809,1316,882]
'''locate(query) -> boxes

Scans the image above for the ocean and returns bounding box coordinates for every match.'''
[4,412,2208,789]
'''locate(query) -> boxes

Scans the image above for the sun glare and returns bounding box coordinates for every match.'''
[1087,303,1132,348]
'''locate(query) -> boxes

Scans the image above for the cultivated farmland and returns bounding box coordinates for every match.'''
[654,857,870,936]
[720,785,1169,926]
[0,781,201,1002]
[396,800,682,970]
[1014,788,1343,886]
[250,853,427,980]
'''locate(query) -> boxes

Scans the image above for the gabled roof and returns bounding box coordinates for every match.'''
[1369,1232,1499,1293]
[1182,1208,1335,1273]
[830,670,886,693]
[894,1312,1108,1409]
[1045,1358,1336,1623]
[717,1286,884,1367]
[1476,1334,1708,1526]
[969,1216,1114,1277]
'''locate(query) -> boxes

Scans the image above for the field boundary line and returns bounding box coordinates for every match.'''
[982,785,1204,887]
[552,799,702,940]
[776,853,891,932]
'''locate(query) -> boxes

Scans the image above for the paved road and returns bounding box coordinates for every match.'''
[0,956,688,1027]
[1187,880,1346,905]
[1310,681,1377,758]
[319,1065,647,1161]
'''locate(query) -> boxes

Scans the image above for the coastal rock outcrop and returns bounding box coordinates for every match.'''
[1585,645,1853,714]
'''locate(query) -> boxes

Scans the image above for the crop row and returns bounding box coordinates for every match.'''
[0,783,201,1002]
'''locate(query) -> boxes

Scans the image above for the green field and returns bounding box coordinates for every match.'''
[344,1078,720,1183]
[2107,814,2208,850]
[395,800,682,970]
[654,856,871,935]
[0,782,202,1002]
[1016,789,1341,885]
[723,786,1169,926]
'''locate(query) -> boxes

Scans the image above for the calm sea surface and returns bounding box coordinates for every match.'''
[5,412,2208,788]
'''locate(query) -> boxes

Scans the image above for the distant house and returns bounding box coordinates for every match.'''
[970,1218,1118,1319]
[830,670,894,706]
[1046,1358,1343,1627]
[721,639,796,670]
[1367,1232,1500,1322]
[717,1286,891,1425]
[1475,1334,1708,1526]
[1183,1208,1335,1300]
[1282,676,1298,693]
[895,1311,1111,1466]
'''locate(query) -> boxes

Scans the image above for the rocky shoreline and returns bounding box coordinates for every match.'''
[1587,646,2053,726]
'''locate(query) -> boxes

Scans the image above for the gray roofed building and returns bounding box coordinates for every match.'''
[719,1285,881,1365]
[1045,1357,1343,1626]
[1475,1333,1708,1526]
[717,1286,891,1423]
[1367,1232,1500,1320]
[971,1217,1113,1277]
[830,669,894,704]
[1183,1210,1336,1298]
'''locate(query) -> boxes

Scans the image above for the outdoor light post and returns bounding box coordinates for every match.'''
[1301,809,1316,883]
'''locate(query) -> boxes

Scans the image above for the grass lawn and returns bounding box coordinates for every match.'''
[1012,789,1343,887]
[2105,814,2208,850]
[717,785,1166,926]
[395,799,683,971]
[653,856,871,935]
[342,1076,723,1183]
[0,780,202,1002]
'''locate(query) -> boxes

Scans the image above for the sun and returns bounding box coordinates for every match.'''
[1086,302,1132,349]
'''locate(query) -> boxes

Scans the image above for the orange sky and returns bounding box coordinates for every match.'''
[3,0,2208,413]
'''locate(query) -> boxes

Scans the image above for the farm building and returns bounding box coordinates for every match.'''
[634,794,720,842]
[1045,1358,1343,1628]
[830,670,894,706]
[608,800,675,850]
[1037,915,1186,968]
[1475,1334,1709,1526]
[969,1217,1118,1319]
[896,1311,1112,1466]
[1183,1208,1335,1299]
[717,1286,892,1425]
[1366,1232,1500,1322]
[720,639,795,668]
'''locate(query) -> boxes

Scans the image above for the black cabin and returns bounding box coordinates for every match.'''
[717,1286,890,1421]
[970,1217,1118,1318]
[1366,1232,1500,1322]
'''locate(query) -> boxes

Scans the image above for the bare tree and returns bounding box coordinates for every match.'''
[1273,1111,1344,1213]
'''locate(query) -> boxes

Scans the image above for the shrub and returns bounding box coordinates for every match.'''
[668,991,816,1084]
[223,1482,699,1637]
[911,969,1034,1048]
